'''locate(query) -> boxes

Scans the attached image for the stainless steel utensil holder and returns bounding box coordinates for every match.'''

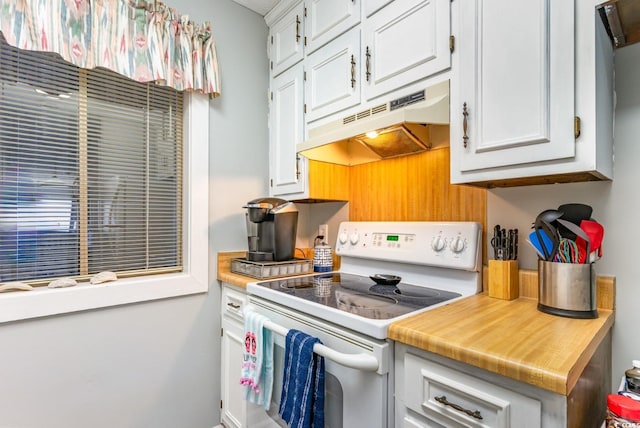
[537,260,597,319]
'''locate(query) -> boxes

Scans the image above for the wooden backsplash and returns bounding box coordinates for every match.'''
[348,147,486,223]
[310,146,486,225]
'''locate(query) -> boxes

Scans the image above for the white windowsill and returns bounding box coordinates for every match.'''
[0,93,210,323]
[0,273,208,323]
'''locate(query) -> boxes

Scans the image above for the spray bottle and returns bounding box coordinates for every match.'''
[313,234,333,272]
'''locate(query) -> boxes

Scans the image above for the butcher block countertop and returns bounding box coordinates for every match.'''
[217,252,253,288]
[388,273,615,397]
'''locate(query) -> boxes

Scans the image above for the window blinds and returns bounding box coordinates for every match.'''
[0,38,183,285]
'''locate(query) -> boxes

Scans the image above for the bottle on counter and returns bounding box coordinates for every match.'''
[627,360,640,394]
[606,394,640,427]
[313,235,333,273]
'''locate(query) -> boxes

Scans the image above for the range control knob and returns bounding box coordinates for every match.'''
[431,235,446,252]
[338,231,349,244]
[449,236,467,253]
[349,232,360,245]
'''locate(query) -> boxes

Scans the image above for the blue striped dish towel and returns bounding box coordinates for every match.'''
[278,329,325,428]
[239,311,274,410]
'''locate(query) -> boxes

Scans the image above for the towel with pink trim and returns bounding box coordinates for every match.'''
[239,311,274,410]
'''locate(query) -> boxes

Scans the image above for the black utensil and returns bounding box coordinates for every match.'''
[533,209,563,261]
[558,203,593,240]
[370,274,401,285]
[534,209,564,228]
[558,203,593,225]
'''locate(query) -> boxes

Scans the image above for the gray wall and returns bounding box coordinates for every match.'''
[0,1,269,427]
[487,42,640,390]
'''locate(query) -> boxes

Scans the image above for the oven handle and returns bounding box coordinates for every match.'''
[245,309,380,372]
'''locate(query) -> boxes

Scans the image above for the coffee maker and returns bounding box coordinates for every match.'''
[244,197,298,262]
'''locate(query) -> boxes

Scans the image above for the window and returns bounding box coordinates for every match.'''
[0,37,184,285]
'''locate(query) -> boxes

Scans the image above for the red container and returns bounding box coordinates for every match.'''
[606,394,640,427]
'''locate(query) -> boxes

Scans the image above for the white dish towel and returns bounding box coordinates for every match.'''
[239,311,274,410]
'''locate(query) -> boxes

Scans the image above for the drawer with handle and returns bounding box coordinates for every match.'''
[221,284,247,320]
[403,352,541,427]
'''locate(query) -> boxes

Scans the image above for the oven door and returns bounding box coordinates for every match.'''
[246,296,393,428]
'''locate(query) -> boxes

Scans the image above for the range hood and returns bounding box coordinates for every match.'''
[297,80,449,166]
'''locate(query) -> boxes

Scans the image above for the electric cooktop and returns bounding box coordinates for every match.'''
[256,272,461,320]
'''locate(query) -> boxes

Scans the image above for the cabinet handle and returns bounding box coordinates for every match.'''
[296,15,301,42]
[462,102,469,148]
[227,302,241,309]
[295,154,301,180]
[434,395,483,420]
[365,46,371,82]
[350,54,356,88]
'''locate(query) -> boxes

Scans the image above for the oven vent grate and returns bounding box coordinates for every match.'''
[342,103,389,126]
[343,115,356,124]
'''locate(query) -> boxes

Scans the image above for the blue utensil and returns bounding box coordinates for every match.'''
[528,229,555,260]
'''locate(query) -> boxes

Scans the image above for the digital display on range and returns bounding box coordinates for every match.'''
[371,232,415,249]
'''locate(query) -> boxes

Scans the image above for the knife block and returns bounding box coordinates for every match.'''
[488,260,519,300]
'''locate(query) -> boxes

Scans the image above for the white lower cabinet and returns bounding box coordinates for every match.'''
[395,337,612,428]
[401,351,541,427]
[395,343,562,428]
[221,284,248,428]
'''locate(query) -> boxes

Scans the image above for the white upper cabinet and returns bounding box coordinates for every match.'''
[269,1,305,77]
[452,0,574,172]
[450,0,614,186]
[304,29,362,122]
[305,0,361,54]
[362,0,451,101]
[269,64,306,196]
[363,0,393,18]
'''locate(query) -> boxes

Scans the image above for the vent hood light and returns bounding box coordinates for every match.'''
[297,80,449,166]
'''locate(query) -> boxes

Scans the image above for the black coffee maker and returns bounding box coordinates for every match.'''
[243,197,298,262]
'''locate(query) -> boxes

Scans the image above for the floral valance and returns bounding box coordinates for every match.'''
[0,0,221,97]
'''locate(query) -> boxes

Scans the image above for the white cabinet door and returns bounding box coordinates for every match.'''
[397,346,542,428]
[270,1,305,77]
[450,0,575,177]
[221,285,249,428]
[269,64,306,197]
[305,29,361,123]
[221,316,247,428]
[363,0,393,18]
[362,0,451,101]
[305,0,361,54]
